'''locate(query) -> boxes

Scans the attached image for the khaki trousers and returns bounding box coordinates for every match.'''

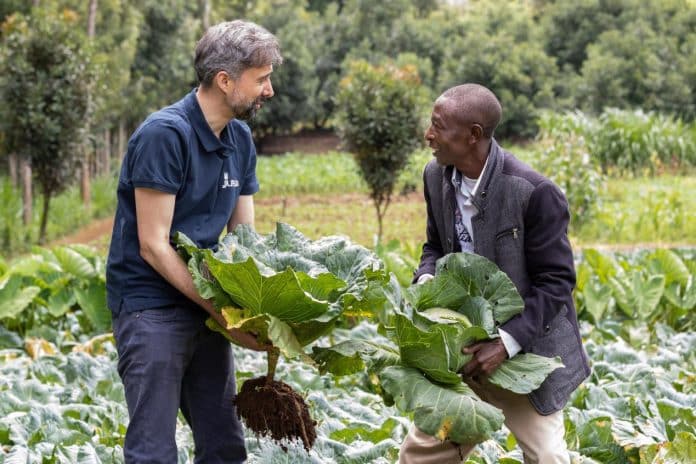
[399,378,570,464]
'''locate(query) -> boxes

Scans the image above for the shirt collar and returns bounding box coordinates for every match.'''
[183,88,235,157]
[451,154,490,198]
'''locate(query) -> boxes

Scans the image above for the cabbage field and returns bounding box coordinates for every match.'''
[0,237,694,463]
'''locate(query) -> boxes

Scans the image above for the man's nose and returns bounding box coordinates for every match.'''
[424,126,433,141]
[263,80,274,98]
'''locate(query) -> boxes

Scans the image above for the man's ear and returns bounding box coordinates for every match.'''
[213,71,233,93]
[470,123,484,143]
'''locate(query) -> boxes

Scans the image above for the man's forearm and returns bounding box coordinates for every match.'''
[139,240,219,318]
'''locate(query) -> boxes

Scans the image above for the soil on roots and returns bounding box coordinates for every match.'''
[234,376,317,451]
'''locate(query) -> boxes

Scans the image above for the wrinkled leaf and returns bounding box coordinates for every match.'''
[488,354,564,394]
[380,365,504,446]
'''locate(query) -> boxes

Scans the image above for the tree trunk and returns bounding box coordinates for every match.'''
[87,0,98,38]
[81,151,91,211]
[200,0,211,31]
[118,118,127,164]
[82,0,97,207]
[20,158,32,226]
[99,128,111,176]
[38,188,51,245]
[8,153,18,188]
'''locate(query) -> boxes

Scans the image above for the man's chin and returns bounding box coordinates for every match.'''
[237,108,258,121]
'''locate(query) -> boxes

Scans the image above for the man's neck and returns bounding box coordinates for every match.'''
[455,140,491,179]
[196,86,234,138]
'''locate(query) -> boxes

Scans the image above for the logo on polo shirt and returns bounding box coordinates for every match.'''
[221,172,239,189]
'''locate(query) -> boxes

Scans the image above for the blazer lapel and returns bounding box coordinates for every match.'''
[441,165,456,254]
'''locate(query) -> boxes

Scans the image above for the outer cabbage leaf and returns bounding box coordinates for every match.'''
[406,253,524,330]
[379,365,504,445]
[205,255,341,323]
[487,353,565,394]
[176,223,386,356]
[394,313,488,385]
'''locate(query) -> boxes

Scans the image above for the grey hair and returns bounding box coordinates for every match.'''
[194,20,283,87]
[440,84,502,138]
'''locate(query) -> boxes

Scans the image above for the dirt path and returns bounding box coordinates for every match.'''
[50,216,115,247]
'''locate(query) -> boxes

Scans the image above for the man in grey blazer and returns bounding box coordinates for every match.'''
[399,84,590,464]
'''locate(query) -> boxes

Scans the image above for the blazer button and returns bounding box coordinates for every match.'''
[544,325,551,332]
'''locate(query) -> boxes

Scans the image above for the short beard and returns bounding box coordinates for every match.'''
[233,96,266,121]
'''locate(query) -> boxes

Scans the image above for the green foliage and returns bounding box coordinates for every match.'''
[0,7,95,242]
[569,0,696,119]
[537,109,696,175]
[0,175,117,258]
[575,248,695,330]
[314,253,563,447]
[177,222,387,361]
[436,2,562,138]
[124,0,199,126]
[336,60,427,240]
[0,244,111,337]
[533,118,605,228]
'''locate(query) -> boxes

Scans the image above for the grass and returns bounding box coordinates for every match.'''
[0,175,117,257]
[574,175,696,246]
[255,148,695,250]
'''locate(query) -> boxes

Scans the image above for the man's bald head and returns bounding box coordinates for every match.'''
[438,84,502,138]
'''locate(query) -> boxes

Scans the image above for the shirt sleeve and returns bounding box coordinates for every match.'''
[129,122,186,194]
[498,328,522,358]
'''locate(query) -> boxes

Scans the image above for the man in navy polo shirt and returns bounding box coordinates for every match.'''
[106,20,282,463]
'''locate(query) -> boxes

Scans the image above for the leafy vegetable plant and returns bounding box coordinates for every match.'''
[313,252,564,446]
[176,223,386,450]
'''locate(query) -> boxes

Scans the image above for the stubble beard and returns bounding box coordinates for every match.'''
[230,91,266,121]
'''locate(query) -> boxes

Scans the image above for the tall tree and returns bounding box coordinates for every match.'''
[0,7,94,242]
[336,60,427,242]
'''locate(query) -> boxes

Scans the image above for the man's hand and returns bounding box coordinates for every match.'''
[228,328,272,352]
[460,338,508,378]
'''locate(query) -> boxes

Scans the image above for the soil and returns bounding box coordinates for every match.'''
[257,130,341,155]
[50,216,114,247]
[234,376,317,451]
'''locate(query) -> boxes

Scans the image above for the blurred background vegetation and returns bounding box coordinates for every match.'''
[0,0,695,255]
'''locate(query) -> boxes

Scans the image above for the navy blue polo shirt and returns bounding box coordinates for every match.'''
[106,89,259,315]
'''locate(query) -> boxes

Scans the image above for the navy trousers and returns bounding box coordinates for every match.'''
[113,303,246,463]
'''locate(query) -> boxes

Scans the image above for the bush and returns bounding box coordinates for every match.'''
[436,2,561,139]
[532,133,605,230]
[335,60,428,241]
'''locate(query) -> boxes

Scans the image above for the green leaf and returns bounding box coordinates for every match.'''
[583,249,619,284]
[330,417,400,444]
[662,431,696,463]
[0,275,40,320]
[45,278,76,317]
[395,313,485,385]
[488,354,564,394]
[311,339,400,376]
[380,365,504,446]
[205,255,340,323]
[663,278,696,311]
[53,247,97,280]
[647,249,689,287]
[582,276,614,323]
[220,307,303,358]
[406,253,524,330]
[74,281,111,332]
[609,272,665,319]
